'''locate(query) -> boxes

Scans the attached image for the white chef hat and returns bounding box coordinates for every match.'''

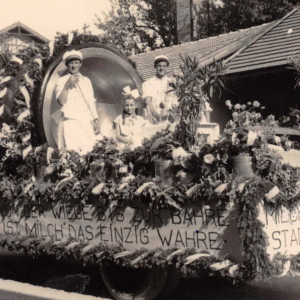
[154,55,169,67]
[63,50,83,65]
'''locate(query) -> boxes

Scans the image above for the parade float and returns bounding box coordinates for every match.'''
[0,37,300,300]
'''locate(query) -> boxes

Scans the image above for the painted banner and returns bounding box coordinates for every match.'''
[0,200,243,262]
[258,203,300,260]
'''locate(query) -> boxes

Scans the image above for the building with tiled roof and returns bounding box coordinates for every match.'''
[132,7,300,131]
[221,7,300,125]
[225,8,300,74]
[131,22,273,81]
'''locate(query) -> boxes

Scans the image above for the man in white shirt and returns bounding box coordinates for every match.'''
[142,55,177,123]
[54,50,100,154]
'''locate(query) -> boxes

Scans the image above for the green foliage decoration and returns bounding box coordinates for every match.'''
[171,56,226,149]
[0,33,300,285]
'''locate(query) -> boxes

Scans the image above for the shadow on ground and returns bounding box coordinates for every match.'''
[0,250,299,300]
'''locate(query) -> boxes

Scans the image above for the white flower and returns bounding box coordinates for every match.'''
[241,105,246,110]
[249,112,256,120]
[232,132,238,143]
[247,102,252,105]
[6,142,15,149]
[225,100,232,107]
[203,154,215,164]
[232,112,239,118]
[172,147,188,160]
[2,123,11,133]
[234,104,241,110]
[238,183,245,193]
[121,173,135,183]
[119,166,128,174]
[228,120,235,126]
[113,159,124,167]
[247,130,258,146]
[274,136,281,144]
[255,113,262,119]
[253,101,260,107]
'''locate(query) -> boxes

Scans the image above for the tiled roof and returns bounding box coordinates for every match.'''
[131,23,271,81]
[226,8,300,74]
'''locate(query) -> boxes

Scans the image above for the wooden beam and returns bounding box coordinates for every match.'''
[0,43,25,46]
[225,65,288,79]
[7,32,38,37]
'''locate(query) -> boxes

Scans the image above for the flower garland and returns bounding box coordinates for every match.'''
[0,233,299,285]
[0,130,299,282]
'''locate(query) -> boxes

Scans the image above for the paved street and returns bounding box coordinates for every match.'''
[0,279,108,300]
[0,250,299,299]
[172,276,300,300]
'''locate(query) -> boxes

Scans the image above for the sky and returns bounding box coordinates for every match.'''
[0,0,112,41]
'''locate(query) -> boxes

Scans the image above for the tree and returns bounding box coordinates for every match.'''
[194,0,298,39]
[95,0,177,55]
[193,1,221,39]
[0,34,12,70]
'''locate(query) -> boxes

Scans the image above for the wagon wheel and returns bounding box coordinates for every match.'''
[100,264,168,300]
[156,266,182,299]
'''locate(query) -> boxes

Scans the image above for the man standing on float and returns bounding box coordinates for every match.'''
[54,50,101,154]
[142,55,177,123]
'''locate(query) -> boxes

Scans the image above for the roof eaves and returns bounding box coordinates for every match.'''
[226,60,289,75]
[131,23,270,60]
[0,22,49,43]
[196,22,274,66]
[0,22,19,36]
[17,22,50,43]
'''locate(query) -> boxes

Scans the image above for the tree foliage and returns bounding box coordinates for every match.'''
[194,0,298,39]
[0,34,12,70]
[95,0,177,55]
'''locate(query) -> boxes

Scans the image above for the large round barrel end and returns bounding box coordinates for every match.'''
[37,43,143,148]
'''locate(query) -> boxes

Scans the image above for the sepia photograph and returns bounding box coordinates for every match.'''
[0,0,300,299]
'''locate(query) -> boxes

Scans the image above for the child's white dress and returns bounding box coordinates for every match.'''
[113,114,146,150]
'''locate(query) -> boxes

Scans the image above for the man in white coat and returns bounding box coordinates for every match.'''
[54,50,100,154]
[142,55,177,123]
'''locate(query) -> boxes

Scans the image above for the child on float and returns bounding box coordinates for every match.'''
[113,86,146,150]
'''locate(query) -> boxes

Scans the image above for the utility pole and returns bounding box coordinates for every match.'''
[176,0,193,43]
[207,0,210,37]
